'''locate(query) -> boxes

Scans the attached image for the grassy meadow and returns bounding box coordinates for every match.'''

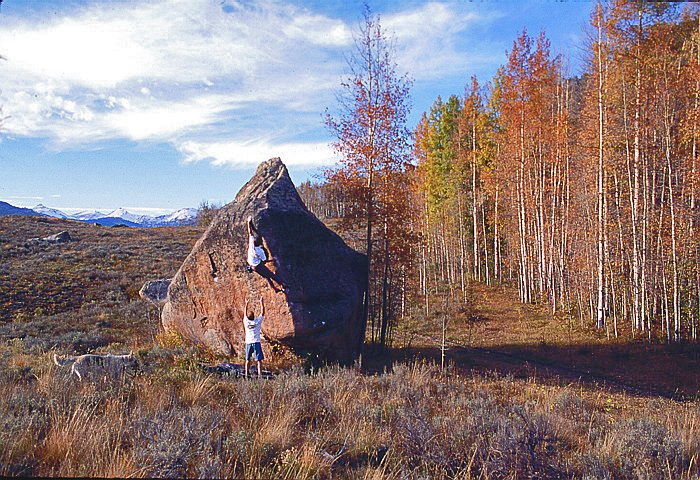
[1,216,700,478]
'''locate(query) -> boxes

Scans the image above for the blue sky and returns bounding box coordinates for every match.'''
[0,0,594,215]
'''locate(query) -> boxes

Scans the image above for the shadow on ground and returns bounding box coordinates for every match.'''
[360,340,700,401]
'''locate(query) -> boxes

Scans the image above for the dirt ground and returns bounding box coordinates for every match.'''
[371,283,700,401]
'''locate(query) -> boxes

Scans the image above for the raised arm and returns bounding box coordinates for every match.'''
[247,216,259,237]
[244,298,250,321]
[259,295,265,318]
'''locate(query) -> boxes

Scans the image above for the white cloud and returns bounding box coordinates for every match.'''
[0,0,501,171]
[7,195,43,200]
[384,3,459,38]
[383,3,497,81]
[6,19,152,89]
[103,94,236,142]
[179,139,336,168]
[1,0,259,89]
[0,0,351,153]
[281,9,352,46]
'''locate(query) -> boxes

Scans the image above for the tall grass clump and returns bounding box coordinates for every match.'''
[0,346,699,479]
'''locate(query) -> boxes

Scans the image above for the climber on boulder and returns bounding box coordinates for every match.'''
[243,295,265,379]
[246,216,286,293]
[161,157,367,364]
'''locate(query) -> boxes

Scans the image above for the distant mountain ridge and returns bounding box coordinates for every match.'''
[0,201,46,217]
[1,202,197,227]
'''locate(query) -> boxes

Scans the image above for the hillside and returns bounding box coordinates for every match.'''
[393,283,700,399]
[0,216,203,351]
[1,216,699,478]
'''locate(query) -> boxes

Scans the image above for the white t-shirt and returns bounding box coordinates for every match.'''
[244,315,263,344]
[247,235,266,267]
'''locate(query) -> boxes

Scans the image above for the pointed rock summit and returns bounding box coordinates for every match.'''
[161,158,367,363]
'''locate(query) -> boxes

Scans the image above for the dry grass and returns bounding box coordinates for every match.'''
[398,283,700,399]
[2,216,700,478]
[1,352,699,479]
[0,215,201,333]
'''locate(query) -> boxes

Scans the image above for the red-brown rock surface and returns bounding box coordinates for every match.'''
[161,158,367,363]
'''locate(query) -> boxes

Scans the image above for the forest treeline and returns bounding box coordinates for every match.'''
[301,1,700,347]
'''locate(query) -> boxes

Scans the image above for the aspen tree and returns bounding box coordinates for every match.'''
[595,3,607,331]
[325,7,413,349]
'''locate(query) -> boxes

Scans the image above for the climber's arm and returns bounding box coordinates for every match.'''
[247,216,259,237]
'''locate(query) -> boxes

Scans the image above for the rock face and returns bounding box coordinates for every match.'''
[161,158,367,363]
[139,279,171,306]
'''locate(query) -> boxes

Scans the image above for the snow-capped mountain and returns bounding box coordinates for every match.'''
[21,204,198,227]
[138,208,199,227]
[168,208,198,221]
[33,204,69,219]
[71,210,107,221]
[104,208,143,224]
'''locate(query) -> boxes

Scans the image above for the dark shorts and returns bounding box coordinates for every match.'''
[245,342,264,361]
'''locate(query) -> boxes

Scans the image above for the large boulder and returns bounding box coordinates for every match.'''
[161,158,367,363]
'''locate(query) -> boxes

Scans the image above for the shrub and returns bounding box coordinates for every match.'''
[610,417,687,478]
